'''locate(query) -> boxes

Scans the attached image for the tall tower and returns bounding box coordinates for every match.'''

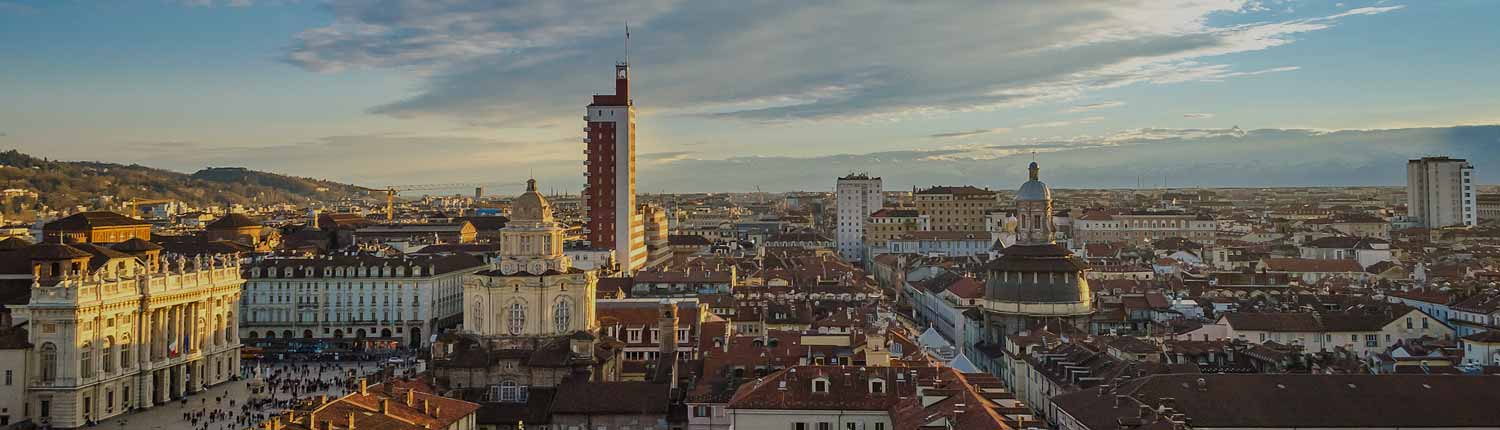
[585,61,648,273]
[1407,156,1476,228]
[836,173,883,262]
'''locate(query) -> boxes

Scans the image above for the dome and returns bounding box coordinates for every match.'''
[1016,161,1051,201]
[510,179,554,223]
[983,243,1091,308]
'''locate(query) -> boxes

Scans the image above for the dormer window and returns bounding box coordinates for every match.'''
[869,378,886,394]
[812,378,830,393]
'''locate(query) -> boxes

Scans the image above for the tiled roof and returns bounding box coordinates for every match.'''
[1053,374,1500,429]
[1261,258,1362,273]
[44,211,147,230]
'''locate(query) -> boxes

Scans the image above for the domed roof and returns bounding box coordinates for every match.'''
[983,242,1091,305]
[510,179,554,223]
[1016,162,1051,201]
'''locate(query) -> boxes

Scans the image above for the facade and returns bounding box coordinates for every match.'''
[1071,211,1217,245]
[42,211,151,244]
[1478,194,1500,223]
[464,179,598,339]
[0,312,30,427]
[835,174,883,261]
[1407,156,1476,227]
[863,208,925,255]
[913,186,1000,232]
[584,62,648,273]
[240,253,485,350]
[640,204,672,269]
[885,231,991,257]
[10,240,243,429]
[1216,309,1453,357]
[981,162,1093,347]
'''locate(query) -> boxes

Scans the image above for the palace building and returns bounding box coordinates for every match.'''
[0,236,243,428]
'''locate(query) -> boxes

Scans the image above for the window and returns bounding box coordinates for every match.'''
[628,329,642,343]
[3,370,9,385]
[500,381,518,402]
[870,378,886,394]
[80,343,93,379]
[818,423,832,430]
[507,303,526,335]
[794,423,808,430]
[812,378,829,393]
[554,298,573,333]
[1365,334,1378,347]
[693,406,709,417]
[875,424,885,430]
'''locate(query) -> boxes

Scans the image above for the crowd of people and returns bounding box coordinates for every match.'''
[98,358,419,430]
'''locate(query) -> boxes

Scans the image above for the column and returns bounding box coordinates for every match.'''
[173,365,186,398]
[139,371,155,408]
[192,362,204,392]
[155,369,168,404]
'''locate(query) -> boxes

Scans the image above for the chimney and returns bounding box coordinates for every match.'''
[423,399,431,416]
[359,379,368,395]
[406,389,416,407]
[379,399,390,414]
[432,406,442,418]
[347,412,356,430]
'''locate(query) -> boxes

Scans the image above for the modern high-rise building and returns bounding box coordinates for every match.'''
[585,61,647,272]
[835,173,883,261]
[1407,156,1476,228]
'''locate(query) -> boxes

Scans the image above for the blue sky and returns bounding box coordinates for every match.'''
[2,0,1498,193]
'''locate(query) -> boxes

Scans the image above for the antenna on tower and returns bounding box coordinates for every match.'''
[624,23,631,65]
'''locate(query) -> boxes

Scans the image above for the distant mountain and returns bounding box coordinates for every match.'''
[0,149,372,217]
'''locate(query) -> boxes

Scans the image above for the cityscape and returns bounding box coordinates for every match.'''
[2,2,1500,430]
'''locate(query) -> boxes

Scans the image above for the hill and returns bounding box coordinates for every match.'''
[0,149,372,219]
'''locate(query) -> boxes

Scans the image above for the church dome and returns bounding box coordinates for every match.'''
[1016,161,1051,201]
[510,179,554,223]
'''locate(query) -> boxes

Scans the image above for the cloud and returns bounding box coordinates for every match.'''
[634,124,1500,192]
[0,1,36,14]
[282,1,1403,125]
[1022,117,1104,129]
[1064,101,1125,113]
[638,151,696,162]
[1183,113,1215,119]
[928,128,1008,139]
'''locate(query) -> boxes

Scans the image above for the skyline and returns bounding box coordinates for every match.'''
[4,0,1500,193]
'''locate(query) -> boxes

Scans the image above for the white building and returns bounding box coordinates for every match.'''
[240,253,485,350]
[1407,156,1476,227]
[835,173,883,262]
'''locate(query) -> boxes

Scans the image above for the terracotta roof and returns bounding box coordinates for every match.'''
[549,381,670,415]
[1053,374,1500,429]
[0,237,32,251]
[43,211,147,230]
[1261,258,1362,273]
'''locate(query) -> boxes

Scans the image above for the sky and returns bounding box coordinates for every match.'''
[2,0,1499,194]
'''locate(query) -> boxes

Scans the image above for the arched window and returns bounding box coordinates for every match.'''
[40,343,57,382]
[471,301,484,332]
[553,298,573,333]
[81,342,93,379]
[102,337,115,373]
[120,334,132,370]
[507,303,526,336]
